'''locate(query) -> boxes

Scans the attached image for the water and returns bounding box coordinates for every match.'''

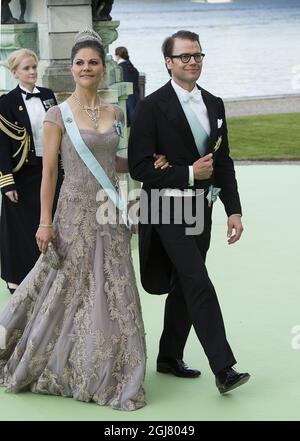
[110,0,300,98]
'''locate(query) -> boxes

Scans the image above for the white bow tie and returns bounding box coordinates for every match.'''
[181,89,202,104]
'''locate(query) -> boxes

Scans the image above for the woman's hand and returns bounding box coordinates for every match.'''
[5,190,18,203]
[153,153,170,170]
[35,226,56,254]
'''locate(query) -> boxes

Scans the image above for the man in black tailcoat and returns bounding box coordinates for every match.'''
[128,30,250,394]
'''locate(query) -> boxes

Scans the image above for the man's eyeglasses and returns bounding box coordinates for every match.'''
[169,53,205,64]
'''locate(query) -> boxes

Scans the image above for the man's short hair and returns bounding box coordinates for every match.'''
[162,30,200,58]
[161,30,201,77]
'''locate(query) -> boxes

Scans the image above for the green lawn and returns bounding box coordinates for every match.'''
[227,113,300,160]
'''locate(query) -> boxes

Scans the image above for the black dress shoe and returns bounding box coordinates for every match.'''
[215,367,250,394]
[157,359,201,378]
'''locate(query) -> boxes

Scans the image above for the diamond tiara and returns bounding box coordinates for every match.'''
[74,29,103,45]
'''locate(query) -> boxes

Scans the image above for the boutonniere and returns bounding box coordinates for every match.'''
[213,136,222,152]
[206,184,221,207]
[217,118,223,129]
[113,120,123,137]
[43,98,56,110]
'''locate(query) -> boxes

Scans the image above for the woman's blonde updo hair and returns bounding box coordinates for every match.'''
[5,48,38,72]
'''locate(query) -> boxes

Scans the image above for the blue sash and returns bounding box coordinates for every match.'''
[181,102,221,206]
[181,101,209,156]
[59,101,132,228]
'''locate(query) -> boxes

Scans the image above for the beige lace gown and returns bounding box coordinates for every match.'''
[0,105,146,411]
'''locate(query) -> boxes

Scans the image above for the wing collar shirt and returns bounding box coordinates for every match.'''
[171,79,211,186]
[171,81,241,217]
[20,84,46,157]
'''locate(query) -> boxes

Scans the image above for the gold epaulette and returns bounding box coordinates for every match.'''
[0,172,15,189]
[0,113,30,173]
[0,113,26,138]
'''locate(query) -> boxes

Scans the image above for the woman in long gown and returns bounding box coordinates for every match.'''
[0,29,168,411]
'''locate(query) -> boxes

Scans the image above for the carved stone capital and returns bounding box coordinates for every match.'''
[93,20,120,51]
[0,23,38,51]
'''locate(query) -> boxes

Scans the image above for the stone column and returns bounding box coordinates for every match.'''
[139,73,146,100]
[93,20,138,198]
[43,0,93,92]
[93,20,133,148]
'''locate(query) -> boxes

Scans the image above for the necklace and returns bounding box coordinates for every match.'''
[72,93,101,129]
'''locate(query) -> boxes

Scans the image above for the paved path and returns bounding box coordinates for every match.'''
[225,93,300,117]
[1,164,300,421]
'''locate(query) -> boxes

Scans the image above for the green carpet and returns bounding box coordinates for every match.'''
[1,164,300,421]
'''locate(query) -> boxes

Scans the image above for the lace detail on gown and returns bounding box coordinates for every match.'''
[0,105,146,411]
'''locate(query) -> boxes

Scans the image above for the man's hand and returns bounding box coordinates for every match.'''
[153,153,170,170]
[5,190,18,203]
[193,153,213,180]
[227,214,243,244]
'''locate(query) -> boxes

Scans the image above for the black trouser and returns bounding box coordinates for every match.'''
[154,200,236,375]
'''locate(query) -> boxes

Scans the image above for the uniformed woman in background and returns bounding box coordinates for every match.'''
[0,48,62,294]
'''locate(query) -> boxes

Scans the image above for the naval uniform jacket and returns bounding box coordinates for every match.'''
[0,84,57,194]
